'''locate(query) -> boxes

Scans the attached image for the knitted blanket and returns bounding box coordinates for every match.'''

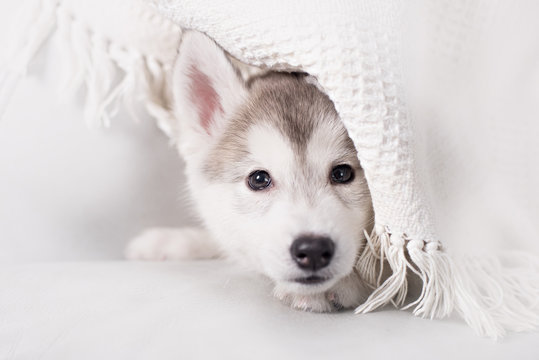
[2,0,538,338]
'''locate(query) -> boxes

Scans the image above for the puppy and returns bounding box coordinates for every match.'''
[126,31,374,312]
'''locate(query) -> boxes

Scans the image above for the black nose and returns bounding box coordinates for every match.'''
[290,236,335,271]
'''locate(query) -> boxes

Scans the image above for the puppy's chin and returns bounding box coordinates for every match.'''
[273,274,342,295]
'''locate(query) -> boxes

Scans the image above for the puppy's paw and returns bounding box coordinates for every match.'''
[274,287,334,312]
[125,227,220,261]
[273,272,369,312]
[325,272,370,310]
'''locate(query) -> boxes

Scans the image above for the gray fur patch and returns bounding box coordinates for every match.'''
[203,72,358,181]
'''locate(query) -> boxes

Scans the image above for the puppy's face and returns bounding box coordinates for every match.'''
[173,32,373,295]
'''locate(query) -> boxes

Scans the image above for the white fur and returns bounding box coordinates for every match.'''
[172,31,247,160]
[125,228,220,260]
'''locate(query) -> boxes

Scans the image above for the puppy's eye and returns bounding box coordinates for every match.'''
[247,170,272,191]
[330,165,354,184]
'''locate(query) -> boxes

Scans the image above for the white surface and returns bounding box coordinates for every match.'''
[1,261,538,360]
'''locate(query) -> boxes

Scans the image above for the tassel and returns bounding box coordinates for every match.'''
[355,224,539,339]
[355,227,409,314]
[2,0,178,132]
[0,0,60,119]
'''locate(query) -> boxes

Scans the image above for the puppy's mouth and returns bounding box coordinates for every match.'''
[294,275,329,285]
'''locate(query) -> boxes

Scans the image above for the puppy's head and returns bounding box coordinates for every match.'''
[173,32,373,295]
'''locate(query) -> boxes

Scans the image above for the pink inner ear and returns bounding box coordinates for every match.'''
[188,65,224,135]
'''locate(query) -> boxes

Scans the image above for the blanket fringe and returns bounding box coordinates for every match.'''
[453,253,539,338]
[0,0,59,119]
[355,225,539,339]
[1,0,178,138]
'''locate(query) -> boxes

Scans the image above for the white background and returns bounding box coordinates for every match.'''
[0,1,194,262]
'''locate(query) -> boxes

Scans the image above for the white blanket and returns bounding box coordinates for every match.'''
[2,0,538,338]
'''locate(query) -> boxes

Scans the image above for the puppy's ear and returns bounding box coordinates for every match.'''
[172,31,246,145]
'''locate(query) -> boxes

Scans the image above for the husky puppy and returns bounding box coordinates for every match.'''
[127,31,374,312]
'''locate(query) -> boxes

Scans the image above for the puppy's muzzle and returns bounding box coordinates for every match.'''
[290,235,334,271]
